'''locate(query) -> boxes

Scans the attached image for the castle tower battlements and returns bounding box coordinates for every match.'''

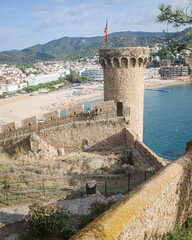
[99,47,150,141]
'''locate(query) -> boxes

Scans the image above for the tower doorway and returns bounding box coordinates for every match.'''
[117,102,123,116]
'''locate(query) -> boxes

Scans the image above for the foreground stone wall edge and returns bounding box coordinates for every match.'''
[70,148,192,240]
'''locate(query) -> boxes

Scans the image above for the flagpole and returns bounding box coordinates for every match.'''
[106,19,108,49]
[104,19,108,49]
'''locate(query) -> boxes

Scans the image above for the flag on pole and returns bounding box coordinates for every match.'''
[104,20,108,43]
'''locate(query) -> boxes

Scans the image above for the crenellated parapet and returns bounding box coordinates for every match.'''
[0,100,125,139]
[22,116,38,129]
[1,122,18,133]
[99,47,150,69]
[44,110,60,122]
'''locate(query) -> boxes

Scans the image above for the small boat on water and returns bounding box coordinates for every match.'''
[146,89,171,92]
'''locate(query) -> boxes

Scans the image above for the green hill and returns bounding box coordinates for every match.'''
[0,29,188,65]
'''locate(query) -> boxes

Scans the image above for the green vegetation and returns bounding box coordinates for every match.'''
[21,202,75,239]
[0,92,18,99]
[0,31,166,64]
[157,4,192,53]
[154,219,192,239]
[23,77,71,92]
[17,65,37,72]
[18,201,116,240]
[66,71,90,83]
[23,73,90,93]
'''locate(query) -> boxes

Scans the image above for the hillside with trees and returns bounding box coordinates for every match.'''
[0,31,164,65]
[0,28,191,65]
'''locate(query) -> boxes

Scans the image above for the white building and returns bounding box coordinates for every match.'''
[80,67,103,81]
[144,68,161,79]
[26,73,60,86]
[0,82,27,94]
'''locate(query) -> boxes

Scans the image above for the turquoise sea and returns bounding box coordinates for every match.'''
[61,83,192,160]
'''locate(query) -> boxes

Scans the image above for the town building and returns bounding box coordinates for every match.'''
[80,67,103,81]
[26,73,60,86]
[159,65,189,77]
[144,68,161,78]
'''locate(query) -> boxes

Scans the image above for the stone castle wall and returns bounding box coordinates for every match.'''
[1,122,17,133]
[38,118,127,153]
[100,47,150,141]
[70,146,192,240]
[44,110,60,122]
[125,129,168,169]
[0,100,117,139]
[21,116,38,130]
[1,117,166,170]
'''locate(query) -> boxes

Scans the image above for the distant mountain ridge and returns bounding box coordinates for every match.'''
[0,29,188,65]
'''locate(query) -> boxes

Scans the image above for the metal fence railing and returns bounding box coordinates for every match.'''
[0,170,155,206]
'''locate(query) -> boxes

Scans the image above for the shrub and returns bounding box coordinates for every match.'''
[24,202,74,238]
[1,179,10,190]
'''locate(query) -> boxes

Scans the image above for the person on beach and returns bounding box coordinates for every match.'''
[86,108,90,122]
[95,106,99,120]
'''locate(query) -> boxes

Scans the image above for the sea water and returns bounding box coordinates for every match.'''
[61,83,192,160]
[143,83,192,160]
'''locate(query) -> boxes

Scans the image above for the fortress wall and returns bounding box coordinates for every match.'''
[1,122,17,133]
[21,116,38,130]
[66,105,84,117]
[125,128,167,169]
[38,118,126,153]
[2,135,31,155]
[91,100,116,112]
[90,100,117,119]
[30,133,58,159]
[70,147,192,240]
[0,100,118,139]
[43,110,60,122]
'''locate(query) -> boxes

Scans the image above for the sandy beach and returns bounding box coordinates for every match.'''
[0,77,190,126]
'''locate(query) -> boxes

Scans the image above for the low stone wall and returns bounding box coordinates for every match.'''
[70,147,192,240]
[38,118,127,153]
[66,105,84,117]
[30,133,58,159]
[21,116,37,130]
[91,100,116,113]
[1,122,17,133]
[0,100,118,137]
[44,110,60,122]
[125,128,167,169]
[2,136,31,155]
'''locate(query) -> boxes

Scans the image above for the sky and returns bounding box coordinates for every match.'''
[0,0,191,51]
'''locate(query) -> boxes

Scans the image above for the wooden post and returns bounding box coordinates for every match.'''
[5,183,9,205]
[105,175,107,195]
[42,179,45,198]
[80,175,83,198]
[128,174,131,192]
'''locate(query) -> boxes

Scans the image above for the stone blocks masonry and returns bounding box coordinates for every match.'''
[99,47,150,141]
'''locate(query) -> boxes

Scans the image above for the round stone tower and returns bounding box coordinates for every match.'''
[99,47,150,141]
